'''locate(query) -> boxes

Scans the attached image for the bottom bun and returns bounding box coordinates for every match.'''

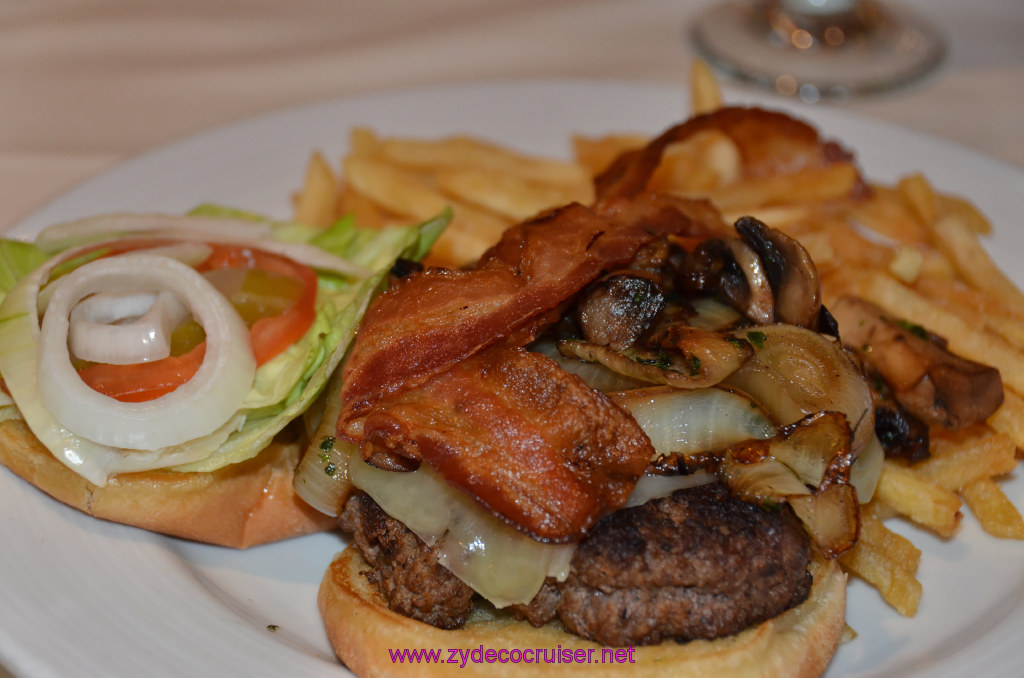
[319,543,847,678]
[0,418,335,548]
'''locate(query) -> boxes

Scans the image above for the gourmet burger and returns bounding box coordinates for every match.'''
[305,109,1004,676]
[0,208,445,547]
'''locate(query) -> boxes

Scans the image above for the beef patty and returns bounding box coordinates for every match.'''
[340,482,812,645]
[339,491,475,629]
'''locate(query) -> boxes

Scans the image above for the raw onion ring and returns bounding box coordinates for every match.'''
[35,213,371,278]
[37,253,256,449]
[69,290,189,365]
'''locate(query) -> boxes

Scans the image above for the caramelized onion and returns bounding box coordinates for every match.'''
[717,412,861,558]
[686,297,745,331]
[624,471,717,507]
[610,385,775,460]
[789,484,860,559]
[718,457,811,500]
[293,436,354,517]
[769,411,853,490]
[530,339,647,392]
[850,434,884,503]
[558,331,750,390]
[724,324,874,456]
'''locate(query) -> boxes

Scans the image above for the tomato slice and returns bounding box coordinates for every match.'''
[76,244,318,403]
[78,344,206,403]
[198,245,319,365]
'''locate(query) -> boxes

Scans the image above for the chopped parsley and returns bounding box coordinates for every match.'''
[746,330,767,349]
[625,349,673,370]
[726,336,748,349]
[896,319,929,340]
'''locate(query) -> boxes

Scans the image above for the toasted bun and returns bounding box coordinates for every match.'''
[319,544,847,678]
[0,418,335,548]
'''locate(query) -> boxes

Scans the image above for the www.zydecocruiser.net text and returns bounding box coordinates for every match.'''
[389,645,637,668]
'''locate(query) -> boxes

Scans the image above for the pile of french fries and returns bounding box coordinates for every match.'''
[291,61,1024,619]
[293,127,592,268]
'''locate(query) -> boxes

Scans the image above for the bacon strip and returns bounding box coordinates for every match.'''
[358,346,654,541]
[339,199,725,432]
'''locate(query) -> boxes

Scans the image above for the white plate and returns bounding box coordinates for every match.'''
[3,80,1024,678]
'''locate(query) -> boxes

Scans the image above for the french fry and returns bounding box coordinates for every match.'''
[987,388,1024,453]
[376,135,589,187]
[428,205,513,269]
[651,131,742,194]
[349,126,381,157]
[913,275,1024,347]
[917,428,1017,491]
[780,228,835,270]
[897,173,939,227]
[851,185,931,244]
[690,59,723,115]
[572,133,647,177]
[435,167,592,222]
[343,155,449,222]
[334,182,395,230]
[292,150,338,228]
[938,192,992,235]
[888,245,925,284]
[929,212,1024,315]
[959,478,1024,539]
[873,460,962,538]
[839,513,922,616]
[860,512,922,571]
[810,221,894,296]
[701,162,860,212]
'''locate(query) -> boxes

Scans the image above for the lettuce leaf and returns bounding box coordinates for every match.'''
[0,208,449,481]
[0,239,49,305]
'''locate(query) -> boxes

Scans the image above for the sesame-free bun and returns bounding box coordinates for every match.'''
[0,418,335,548]
[318,544,847,678]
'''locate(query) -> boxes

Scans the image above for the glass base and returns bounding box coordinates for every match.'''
[690,0,946,102]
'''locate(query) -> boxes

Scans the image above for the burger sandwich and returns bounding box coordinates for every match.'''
[308,106,1005,676]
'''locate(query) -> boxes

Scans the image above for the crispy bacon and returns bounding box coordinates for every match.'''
[358,346,654,541]
[594,106,867,202]
[339,200,726,433]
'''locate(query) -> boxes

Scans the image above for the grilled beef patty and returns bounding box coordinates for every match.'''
[551,482,812,645]
[339,491,475,629]
[341,482,812,645]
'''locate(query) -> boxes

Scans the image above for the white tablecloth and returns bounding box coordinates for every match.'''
[0,1,1022,675]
